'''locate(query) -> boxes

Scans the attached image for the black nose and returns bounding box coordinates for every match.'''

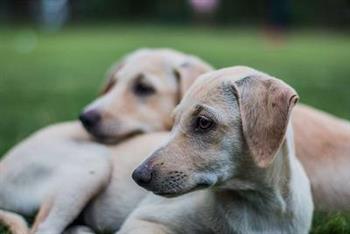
[79,110,101,129]
[132,166,153,187]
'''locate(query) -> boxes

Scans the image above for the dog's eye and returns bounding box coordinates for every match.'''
[196,116,214,131]
[133,81,156,96]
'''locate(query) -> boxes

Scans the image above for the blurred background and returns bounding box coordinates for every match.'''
[0,0,349,233]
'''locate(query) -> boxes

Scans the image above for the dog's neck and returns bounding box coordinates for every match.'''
[214,123,296,213]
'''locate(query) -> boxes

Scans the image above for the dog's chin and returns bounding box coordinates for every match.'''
[89,129,145,144]
[153,189,191,198]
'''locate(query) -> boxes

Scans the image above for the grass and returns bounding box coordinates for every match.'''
[0,24,349,233]
[0,227,9,234]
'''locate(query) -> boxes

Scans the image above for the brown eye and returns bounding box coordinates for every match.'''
[133,81,156,96]
[196,116,214,130]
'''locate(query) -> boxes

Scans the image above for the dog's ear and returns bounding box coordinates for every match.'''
[174,57,213,101]
[99,62,124,95]
[232,75,299,168]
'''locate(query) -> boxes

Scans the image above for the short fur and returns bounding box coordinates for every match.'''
[0,49,212,234]
[1,48,350,233]
[119,66,313,234]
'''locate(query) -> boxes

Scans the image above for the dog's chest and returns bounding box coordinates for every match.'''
[209,196,296,234]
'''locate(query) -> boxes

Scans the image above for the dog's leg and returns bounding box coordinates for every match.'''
[30,155,112,234]
[30,177,109,234]
[29,198,54,234]
[63,225,95,234]
[0,209,29,234]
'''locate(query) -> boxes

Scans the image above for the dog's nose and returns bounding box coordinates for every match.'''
[79,110,101,129]
[132,166,153,187]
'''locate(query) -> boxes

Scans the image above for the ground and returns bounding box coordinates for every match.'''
[0,25,349,233]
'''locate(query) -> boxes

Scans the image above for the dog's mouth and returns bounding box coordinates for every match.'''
[150,174,216,198]
[196,181,213,189]
[91,129,145,144]
[153,181,212,198]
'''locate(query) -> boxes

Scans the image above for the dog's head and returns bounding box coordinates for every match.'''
[79,49,212,143]
[132,66,298,197]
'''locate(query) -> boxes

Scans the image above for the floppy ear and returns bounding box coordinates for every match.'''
[99,62,124,95]
[232,75,299,168]
[174,57,213,100]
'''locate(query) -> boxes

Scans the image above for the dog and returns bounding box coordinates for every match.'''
[0,49,212,234]
[80,48,350,211]
[79,48,212,143]
[119,66,314,234]
[0,48,349,233]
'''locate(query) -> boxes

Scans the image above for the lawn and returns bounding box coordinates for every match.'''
[0,24,349,233]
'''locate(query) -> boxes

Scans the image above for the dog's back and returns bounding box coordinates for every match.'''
[293,104,350,210]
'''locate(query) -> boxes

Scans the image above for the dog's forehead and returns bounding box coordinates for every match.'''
[117,53,184,82]
[175,76,225,116]
[121,58,168,77]
[187,66,270,96]
[185,67,250,95]
[176,66,270,113]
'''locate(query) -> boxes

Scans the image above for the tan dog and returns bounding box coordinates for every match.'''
[73,48,350,211]
[0,48,349,233]
[79,48,212,143]
[80,48,350,210]
[0,49,212,234]
[120,66,314,234]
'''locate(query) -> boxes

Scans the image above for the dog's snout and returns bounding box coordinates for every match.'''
[132,166,153,187]
[79,110,101,129]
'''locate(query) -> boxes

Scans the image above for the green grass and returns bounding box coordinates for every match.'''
[0,226,9,234]
[0,24,350,233]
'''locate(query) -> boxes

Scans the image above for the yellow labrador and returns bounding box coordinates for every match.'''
[75,48,350,212]
[81,48,350,211]
[120,66,314,234]
[79,48,211,143]
[0,48,349,233]
[0,49,212,234]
